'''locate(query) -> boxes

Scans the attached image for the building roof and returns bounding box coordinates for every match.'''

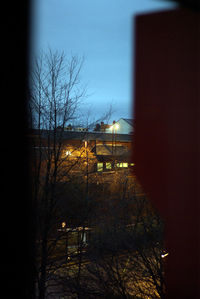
[29,129,132,143]
[120,118,134,126]
[95,145,130,156]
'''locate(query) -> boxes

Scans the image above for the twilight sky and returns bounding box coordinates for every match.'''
[31,0,176,122]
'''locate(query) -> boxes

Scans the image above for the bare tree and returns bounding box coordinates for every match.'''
[68,172,166,299]
[29,49,90,299]
[30,50,86,130]
[29,49,115,299]
[29,49,165,299]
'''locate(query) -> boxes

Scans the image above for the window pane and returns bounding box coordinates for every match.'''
[123,163,128,167]
[117,162,123,167]
[97,162,103,171]
[106,162,112,169]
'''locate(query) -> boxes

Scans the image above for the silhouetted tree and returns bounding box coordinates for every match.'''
[29,49,90,299]
[53,171,166,299]
[29,49,114,299]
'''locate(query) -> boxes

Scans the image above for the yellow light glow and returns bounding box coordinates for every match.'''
[66,150,71,156]
[110,123,119,131]
[115,123,119,130]
[62,222,66,228]
[161,252,169,258]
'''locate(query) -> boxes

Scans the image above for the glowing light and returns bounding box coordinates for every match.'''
[115,123,119,130]
[62,222,66,228]
[110,123,119,131]
[66,150,71,156]
[161,252,169,258]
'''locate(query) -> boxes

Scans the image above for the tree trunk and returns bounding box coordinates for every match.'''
[38,235,48,299]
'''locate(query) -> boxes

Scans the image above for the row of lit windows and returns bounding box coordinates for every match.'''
[97,162,134,172]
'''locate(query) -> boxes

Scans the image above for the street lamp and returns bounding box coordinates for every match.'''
[83,139,89,199]
[66,150,72,156]
[110,122,119,155]
[114,123,119,131]
[110,122,119,132]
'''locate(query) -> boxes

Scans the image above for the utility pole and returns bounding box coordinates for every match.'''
[84,139,89,200]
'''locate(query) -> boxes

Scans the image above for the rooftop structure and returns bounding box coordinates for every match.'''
[106,118,134,134]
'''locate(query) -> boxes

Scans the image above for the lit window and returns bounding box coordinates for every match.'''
[117,163,123,167]
[130,163,135,166]
[106,162,112,169]
[117,162,128,168]
[97,162,103,172]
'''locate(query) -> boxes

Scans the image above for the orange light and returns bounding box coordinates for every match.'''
[161,252,169,258]
[62,222,66,228]
[66,150,71,156]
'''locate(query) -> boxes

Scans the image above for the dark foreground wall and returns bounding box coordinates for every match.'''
[134,8,199,298]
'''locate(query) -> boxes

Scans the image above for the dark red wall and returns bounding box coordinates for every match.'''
[134,8,200,298]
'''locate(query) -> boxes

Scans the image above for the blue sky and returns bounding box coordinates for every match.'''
[31,0,177,122]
